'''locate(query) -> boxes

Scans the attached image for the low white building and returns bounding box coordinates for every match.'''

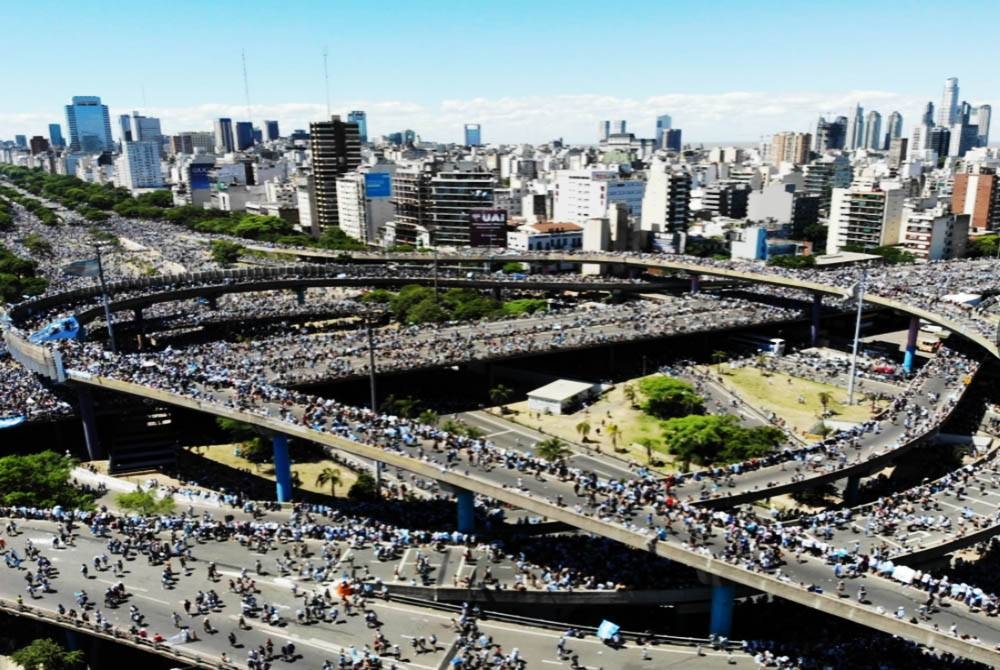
[527,379,599,415]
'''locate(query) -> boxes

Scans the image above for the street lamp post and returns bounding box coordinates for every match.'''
[365,313,382,495]
[94,244,117,353]
[846,269,867,406]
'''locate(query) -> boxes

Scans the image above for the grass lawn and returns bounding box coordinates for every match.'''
[707,364,884,435]
[189,444,359,498]
[498,375,679,470]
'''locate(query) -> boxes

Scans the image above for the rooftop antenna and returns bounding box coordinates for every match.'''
[242,49,253,125]
[323,47,331,116]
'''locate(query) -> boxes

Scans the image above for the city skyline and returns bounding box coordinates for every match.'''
[2,0,999,144]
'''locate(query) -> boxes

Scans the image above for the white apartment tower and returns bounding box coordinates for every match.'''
[552,170,645,225]
[640,160,692,234]
[825,183,905,253]
[117,140,163,190]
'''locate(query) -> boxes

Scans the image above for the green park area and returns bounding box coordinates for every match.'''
[705,364,884,436]
[500,374,784,471]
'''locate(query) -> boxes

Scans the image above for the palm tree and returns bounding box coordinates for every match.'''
[817,391,833,417]
[712,350,728,374]
[575,420,591,442]
[623,384,638,409]
[315,466,343,497]
[418,409,439,427]
[535,437,570,462]
[489,384,513,411]
[607,423,621,451]
[639,437,657,464]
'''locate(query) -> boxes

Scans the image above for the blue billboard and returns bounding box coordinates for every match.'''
[189,164,212,190]
[364,173,392,199]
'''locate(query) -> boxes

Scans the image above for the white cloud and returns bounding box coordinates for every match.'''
[2,90,927,145]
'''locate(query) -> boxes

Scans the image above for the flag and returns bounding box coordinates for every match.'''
[63,258,99,277]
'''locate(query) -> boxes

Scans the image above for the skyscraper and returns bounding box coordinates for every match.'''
[815,116,847,151]
[48,124,65,149]
[655,114,672,148]
[976,105,992,147]
[65,96,114,153]
[938,77,959,127]
[234,121,254,150]
[922,102,935,127]
[308,115,362,234]
[263,120,280,141]
[665,129,682,152]
[119,114,133,143]
[464,123,482,147]
[848,104,864,150]
[598,120,610,142]
[14,135,27,150]
[863,111,882,150]
[347,111,367,144]
[887,111,903,141]
[214,118,234,153]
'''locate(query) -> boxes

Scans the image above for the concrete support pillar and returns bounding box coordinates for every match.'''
[690,275,701,295]
[492,286,502,300]
[843,474,861,506]
[295,287,306,306]
[272,434,292,503]
[903,316,920,373]
[709,580,735,637]
[810,293,822,347]
[77,387,103,461]
[206,295,218,310]
[456,489,475,533]
[134,307,146,350]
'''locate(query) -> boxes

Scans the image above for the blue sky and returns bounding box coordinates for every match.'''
[3,0,999,144]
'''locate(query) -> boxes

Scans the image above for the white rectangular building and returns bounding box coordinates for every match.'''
[552,169,644,225]
[116,140,163,190]
[825,185,905,253]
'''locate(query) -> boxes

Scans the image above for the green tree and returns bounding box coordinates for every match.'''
[535,437,570,462]
[767,254,816,269]
[638,437,658,464]
[711,350,728,374]
[817,391,833,416]
[575,420,591,442]
[380,394,420,418]
[966,234,999,258]
[501,261,524,273]
[661,414,784,468]
[11,638,84,670]
[210,239,244,266]
[348,471,379,501]
[0,451,93,509]
[489,384,513,409]
[607,423,621,451]
[315,466,343,497]
[637,376,704,420]
[115,488,176,515]
[418,408,440,426]
[623,384,638,408]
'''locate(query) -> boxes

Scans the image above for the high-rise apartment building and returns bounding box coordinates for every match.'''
[815,116,847,152]
[848,104,864,150]
[464,123,482,147]
[170,132,215,155]
[214,118,234,154]
[655,114,672,148]
[14,135,27,150]
[263,120,280,141]
[803,154,853,211]
[117,140,163,190]
[701,181,749,218]
[234,122,254,150]
[120,111,162,147]
[308,115,362,234]
[552,170,645,225]
[48,124,65,149]
[598,120,610,142]
[952,167,1000,232]
[65,96,114,153]
[347,111,367,144]
[888,137,909,169]
[29,136,50,155]
[771,132,812,164]
[390,161,496,246]
[938,77,959,127]
[640,160,691,234]
[863,111,882,150]
[928,126,951,157]
[826,183,905,253]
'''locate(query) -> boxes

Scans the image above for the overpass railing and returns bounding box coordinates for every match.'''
[2,327,64,381]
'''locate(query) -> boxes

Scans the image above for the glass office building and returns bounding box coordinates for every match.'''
[65,96,113,153]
